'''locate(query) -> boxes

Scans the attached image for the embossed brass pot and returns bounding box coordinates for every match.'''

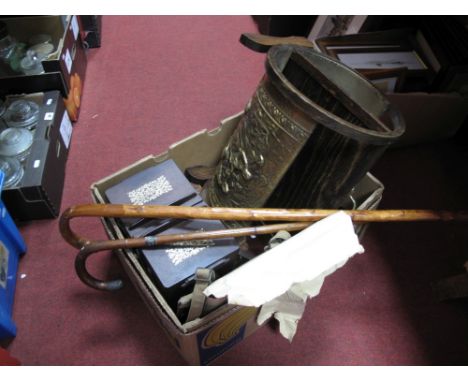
[205,43,405,212]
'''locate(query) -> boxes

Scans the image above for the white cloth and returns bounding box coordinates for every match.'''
[203,211,364,340]
[257,260,348,341]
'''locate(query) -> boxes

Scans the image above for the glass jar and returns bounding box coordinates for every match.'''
[19,49,44,75]
[0,21,26,74]
[3,99,40,130]
[0,127,34,162]
[28,34,52,46]
[0,156,24,188]
[0,99,7,130]
[0,99,5,118]
[29,42,54,57]
[19,43,54,75]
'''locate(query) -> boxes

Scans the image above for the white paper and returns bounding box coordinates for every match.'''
[337,51,426,70]
[71,16,79,41]
[59,112,73,149]
[63,49,73,74]
[204,211,364,307]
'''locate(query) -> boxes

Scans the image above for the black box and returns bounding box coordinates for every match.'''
[1,91,72,220]
[79,16,102,48]
[104,159,200,228]
[139,217,240,310]
[102,158,241,310]
[126,195,204,238]
[0,16,87,122]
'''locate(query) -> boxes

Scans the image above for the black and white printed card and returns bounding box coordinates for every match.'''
[104,159,198,226]
[140,218,239,289]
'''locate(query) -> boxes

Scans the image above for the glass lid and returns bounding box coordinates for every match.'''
[20,50,44,75]
[28,34,52,46]
[30,42,54,58]
[0,127,34,157]
[4,99,40,128]
[0,156,24,188]
[0,99,5,117]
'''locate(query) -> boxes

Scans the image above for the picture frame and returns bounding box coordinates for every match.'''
[328,47,427,74]
[358,67,407,93]
[314,28,440,89]
[308,15,369,40]
[315,28,416,54]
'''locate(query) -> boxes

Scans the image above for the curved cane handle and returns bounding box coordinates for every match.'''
[61,204,468,292]
[75,244,124,291]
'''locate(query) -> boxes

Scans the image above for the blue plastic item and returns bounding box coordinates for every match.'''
[0,170,26,340]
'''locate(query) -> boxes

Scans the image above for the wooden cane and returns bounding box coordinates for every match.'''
[59,204,468,292]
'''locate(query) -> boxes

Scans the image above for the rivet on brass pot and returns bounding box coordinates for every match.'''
[205,43,405,215]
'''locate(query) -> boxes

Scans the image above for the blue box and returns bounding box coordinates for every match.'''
[0,170,27,340]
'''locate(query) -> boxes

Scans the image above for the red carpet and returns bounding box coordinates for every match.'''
[2,16,468,365]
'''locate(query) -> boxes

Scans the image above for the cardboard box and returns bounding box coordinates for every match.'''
[0,16,87,121]
[90,113,384,365]
[1,91,72,220]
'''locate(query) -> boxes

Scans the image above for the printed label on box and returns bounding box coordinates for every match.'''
[71,16,79,41]
[44,112,54,121]
[64,49,72,74]
[196,307,256,365]
[0,241,9,289]
[60,112,73,149]
[127,175,174,205]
